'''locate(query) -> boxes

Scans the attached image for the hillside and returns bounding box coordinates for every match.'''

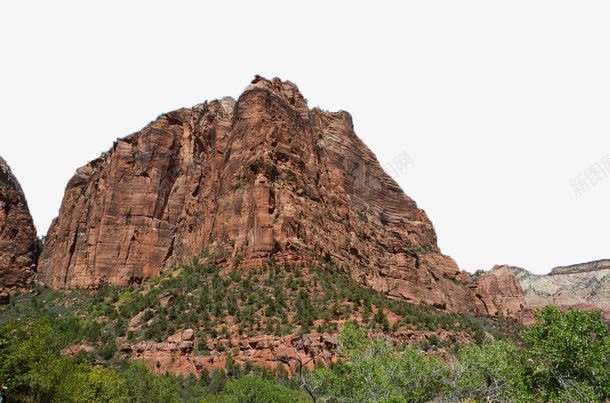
[2,256,520,377]
[3,265,609,402]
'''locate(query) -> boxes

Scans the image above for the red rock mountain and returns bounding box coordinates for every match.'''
[0,157,40,297]
[472,265,526,320]
[39,76,498,315]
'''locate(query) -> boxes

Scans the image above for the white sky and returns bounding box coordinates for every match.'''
[1,1,609,274]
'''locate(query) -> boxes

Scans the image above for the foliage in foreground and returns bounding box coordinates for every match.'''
[1,305,609,402]
[0,258,520,359]
[308,306,610,402]
[308,323,447,402]
[0,317,307,402]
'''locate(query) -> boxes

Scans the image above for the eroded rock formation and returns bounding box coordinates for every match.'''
[472,265,526,320]
[117,328,472,377]
[475,260,610,323]
[39,76,498,314]
[0,157,39,296]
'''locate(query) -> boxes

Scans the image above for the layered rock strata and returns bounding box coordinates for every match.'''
[475,260,610,323]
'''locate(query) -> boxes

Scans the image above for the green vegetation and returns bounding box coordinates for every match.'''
[1,257,608,402]
[307,307,610,402]
[1,257,519,359]
[1,306,608,402]
[0,317,308,402]
[220,375,308,403]
[356,210,368,223]
[308,322,447,402]
[524,306,610,401]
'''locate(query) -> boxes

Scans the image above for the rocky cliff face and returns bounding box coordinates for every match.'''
[0,157,39,297]
[472,265,526,320]
[38,76,494,314]
[512,260,609,313]
[476,260,610,323]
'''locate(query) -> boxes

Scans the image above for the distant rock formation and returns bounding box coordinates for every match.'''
[476,260,610,323]
[472,265,526,320]
[37,76,499,315]
[0,157,39,299]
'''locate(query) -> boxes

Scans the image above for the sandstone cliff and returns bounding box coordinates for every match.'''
[476,260,610,323]
[0,157,39,298]
[38,76,494,314]
[471,265,526,320]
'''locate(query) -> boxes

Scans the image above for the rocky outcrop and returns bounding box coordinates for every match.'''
[38,76,493,314]
[121,328,473,377]
[511,260,610,321]
[476,260,610,323]
[123,331,339,376]
[472,265,525,320]
[0,157,39,296]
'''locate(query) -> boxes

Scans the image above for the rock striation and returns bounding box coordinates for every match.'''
[476,260,610,323]
[38,76,499,315]
[0,157,39,297]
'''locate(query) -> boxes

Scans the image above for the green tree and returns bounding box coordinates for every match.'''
[388,347,447,402]
[55,366,129,403]
[447,340,530,402]
[309,322,445,402]
[219,375,307,402]
[0,318,76,401]
[523,305,610,401]
[121,361,181,403]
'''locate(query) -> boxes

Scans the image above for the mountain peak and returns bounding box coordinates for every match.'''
[242,75,309,119]
[37,78,496,315]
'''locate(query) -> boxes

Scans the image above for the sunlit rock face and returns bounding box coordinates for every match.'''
[472,265,526,320]
[475,260,610,323]
[38,76,491,315]
[0,156,39,295]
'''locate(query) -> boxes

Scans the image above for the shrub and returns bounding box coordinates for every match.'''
[56,366,129,403]
[447,341,530,401]
[0,318,75,401]
[310,322,446,402]
[523,305,610,400]
[220,375,307,402]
